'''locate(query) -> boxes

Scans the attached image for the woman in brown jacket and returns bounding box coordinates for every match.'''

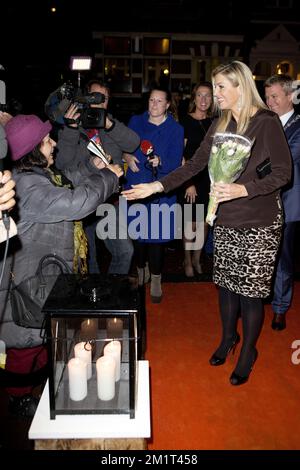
[123,61,292,386]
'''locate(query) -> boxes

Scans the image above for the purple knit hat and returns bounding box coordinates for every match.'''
[5,114,52,161]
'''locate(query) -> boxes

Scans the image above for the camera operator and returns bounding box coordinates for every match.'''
[55,79,140,274]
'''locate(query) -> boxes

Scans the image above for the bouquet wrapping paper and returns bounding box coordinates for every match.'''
[206,132,253,226]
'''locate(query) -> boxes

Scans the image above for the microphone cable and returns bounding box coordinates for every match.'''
[0,222,10,288]
[0,181,11,288]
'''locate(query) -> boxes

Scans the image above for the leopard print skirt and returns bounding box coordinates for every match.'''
[213,212,283,298]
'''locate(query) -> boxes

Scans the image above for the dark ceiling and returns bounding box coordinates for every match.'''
[2,0,300,115]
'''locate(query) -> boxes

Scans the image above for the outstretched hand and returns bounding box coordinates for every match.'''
[122,181,163,200]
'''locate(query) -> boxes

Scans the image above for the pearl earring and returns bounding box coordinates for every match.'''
[237,96,242,112]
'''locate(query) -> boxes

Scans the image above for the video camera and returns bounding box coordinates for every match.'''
[74,93,106,129]
[45,81,107,128]
[59,81,107,129]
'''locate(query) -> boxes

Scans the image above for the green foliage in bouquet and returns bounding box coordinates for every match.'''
[206,133,253,226]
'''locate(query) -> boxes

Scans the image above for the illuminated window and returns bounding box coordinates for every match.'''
[144,38,170,55]
[276,61,293,76]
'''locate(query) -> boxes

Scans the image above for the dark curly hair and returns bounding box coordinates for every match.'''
[14,144,48,171]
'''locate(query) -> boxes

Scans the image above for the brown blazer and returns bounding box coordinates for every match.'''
[161,109,292,228]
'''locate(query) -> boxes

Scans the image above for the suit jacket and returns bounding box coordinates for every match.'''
[283,112,300,222]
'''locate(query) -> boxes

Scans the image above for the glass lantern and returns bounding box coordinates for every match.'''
[42,274,142,420]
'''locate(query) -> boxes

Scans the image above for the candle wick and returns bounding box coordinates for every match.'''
[84,341,92,351]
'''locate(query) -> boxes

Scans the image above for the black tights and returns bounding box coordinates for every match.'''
[215,286,264,375]
[133,241,164,275]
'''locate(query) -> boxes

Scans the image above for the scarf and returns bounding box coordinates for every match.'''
[48,169,88,275]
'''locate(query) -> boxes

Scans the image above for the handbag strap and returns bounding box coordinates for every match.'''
[10,254,72,289]
[37,254,72,278]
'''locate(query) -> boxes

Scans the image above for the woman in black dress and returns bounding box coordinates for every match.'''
[180,82,214,277]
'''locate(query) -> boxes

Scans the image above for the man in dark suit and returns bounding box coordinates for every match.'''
[265,74,300,330]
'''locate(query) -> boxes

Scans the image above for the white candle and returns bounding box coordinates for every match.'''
[106,317,123,339]
[80,319,98,341]
[103,340,121,382]
[96,356,116,401]
[74,341,92,379]
[68,357,87,401]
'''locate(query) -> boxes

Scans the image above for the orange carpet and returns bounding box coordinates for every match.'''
[145,281,300,450]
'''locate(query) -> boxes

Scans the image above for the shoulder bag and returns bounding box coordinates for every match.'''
[10,254,72,329]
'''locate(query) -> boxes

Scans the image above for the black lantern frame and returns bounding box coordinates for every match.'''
[42,274,142,420]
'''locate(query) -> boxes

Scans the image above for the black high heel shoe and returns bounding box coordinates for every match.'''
[229,348,258,386]
[209,333,240,366]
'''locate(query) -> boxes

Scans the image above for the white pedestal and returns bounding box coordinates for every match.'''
[29,361,150,440]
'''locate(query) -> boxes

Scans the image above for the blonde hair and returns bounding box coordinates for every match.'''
[212,61,267,135]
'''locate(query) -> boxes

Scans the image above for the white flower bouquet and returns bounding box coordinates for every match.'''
[206,132,253,226]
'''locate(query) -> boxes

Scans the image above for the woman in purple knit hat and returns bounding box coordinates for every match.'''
[0,112,122,417]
